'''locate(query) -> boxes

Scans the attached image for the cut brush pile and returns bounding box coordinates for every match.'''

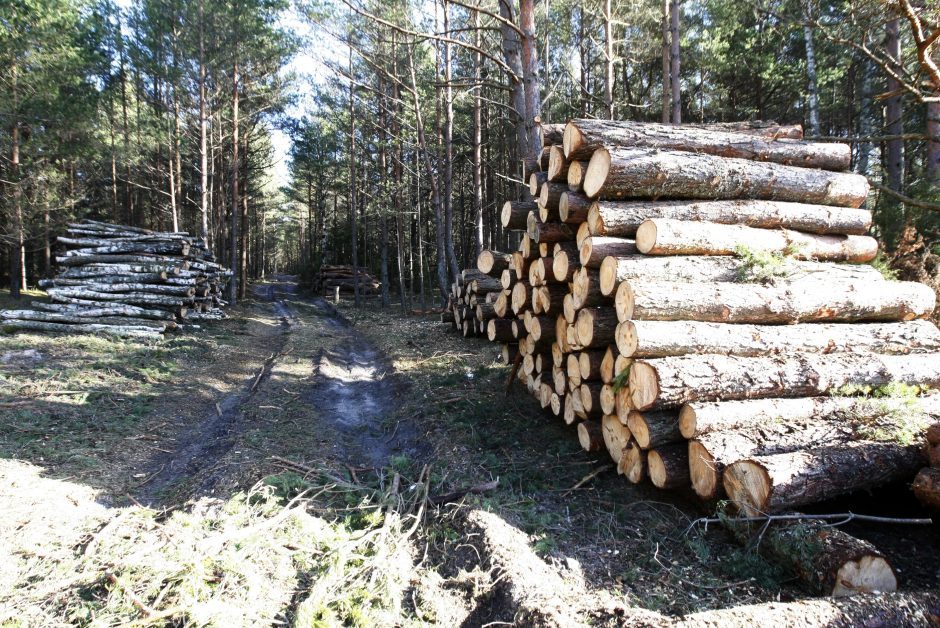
[443,119,940,597]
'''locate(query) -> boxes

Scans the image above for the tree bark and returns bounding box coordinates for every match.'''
[661,0,670,123]
[498,0,528,182]
[564,120,850,169]
[626,409,681,449]
[648,443,689,489]
[680,394,940,440]
[583,147,868,206]
[589,199,871,237]
[598,254,884,296]
[579,236,638,267]
[501,200,537,230]
[559,192,593,224]
[884,19,904,193]
[614,278,934,324]
[519,0,542,172]
[669,0,680,124]
[617,319,940,359]
[802,6,821,136]
[574,306,618,348]
[630,352,940,410]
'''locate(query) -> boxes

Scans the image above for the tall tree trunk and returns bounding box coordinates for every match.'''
[228,52,239,304]
[928,102,940,185]
[442,0,460,282]
[802,5,821,136]
[239,130,249,299]
[118,32,133,225]
[519,0,542,169]
[884,18,904,193]
[856,57,876,177]
[199,0,211,248]
[661,0,670,123]
[406,45,446,304]
[499,0,529,187]
[10,60,24,298]
[473,3,484,258]
[579,6,588,116]
[349,39,360,307]
[669,0,681,124]
[603,0,615,119]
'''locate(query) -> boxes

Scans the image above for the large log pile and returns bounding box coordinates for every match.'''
[443,120,940,597]
[1,220,231,339]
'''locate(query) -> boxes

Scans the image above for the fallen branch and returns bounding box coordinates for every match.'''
[563,464,614,496]
[686,511,934,535]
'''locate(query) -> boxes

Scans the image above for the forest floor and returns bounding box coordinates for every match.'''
[1,279,938,626]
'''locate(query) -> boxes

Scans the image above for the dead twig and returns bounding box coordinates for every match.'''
[686,511,934,535]
[563,464,613,496]
[505,352,523,395]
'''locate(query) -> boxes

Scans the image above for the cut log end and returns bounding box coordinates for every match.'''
[599,256,619,296]
[722,460,772,517]
[583,148,611,198]
[635,220,657,254]
[678,404,697,439]
[562,123,584,160]
[688,440,721,499]
[628,362,659,411]
[577,420,604,452]
[832,556,898,597]
[615,320,638,357]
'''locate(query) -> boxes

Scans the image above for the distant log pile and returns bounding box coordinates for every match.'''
[443,119,940,597]
[318,265,381,296]
[1,220,231,339]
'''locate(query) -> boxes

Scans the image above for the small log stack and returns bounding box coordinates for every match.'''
[318,265,381,296]
[442,119,940,597]
[1,220,231,339]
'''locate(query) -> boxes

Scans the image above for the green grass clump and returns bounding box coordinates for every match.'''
[869,253,900,280]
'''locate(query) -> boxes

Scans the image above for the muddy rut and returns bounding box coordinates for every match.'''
[135,278,418,506]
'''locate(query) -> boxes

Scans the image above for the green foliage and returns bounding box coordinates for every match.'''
[870,253,900,280]
[732,245,791,283]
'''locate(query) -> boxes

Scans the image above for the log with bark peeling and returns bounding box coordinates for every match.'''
[723,441,928,515]
[583,147,869,207]
[616,319,940,359]
[721,518,897,597]
[629,352,940,410]
[563,119,851,169]
[597,254,884,296]
[614,279,935,324]
[635,218,878,262]
[588,199,872,237]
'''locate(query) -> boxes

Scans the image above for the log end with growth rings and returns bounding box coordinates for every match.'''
[628,361,659,411]
[614,281,636,322]
[562,123,584,160]
[635,220,658,254]
[831,556,898,597]
[599,256,618,296]
[583,148,611,198]
[678,404,697,439]
[722,460,771,517]
[688,440,720,499]
[615,320,638,357]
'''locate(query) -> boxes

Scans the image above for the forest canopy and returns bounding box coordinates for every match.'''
[1,0,938,306]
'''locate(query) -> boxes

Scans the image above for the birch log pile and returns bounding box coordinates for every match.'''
[2,220,232,339]
[439,120,940,597]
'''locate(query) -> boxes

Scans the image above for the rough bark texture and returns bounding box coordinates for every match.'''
[501,200,537,230]
[648,443,690,489]
[598,254,884,296]
[626,409,682,449]
[574,306,618,348]
[680,393,940,439]
[584,147,869,207]
[615,279,935,324]
[579,237,638,268]
[477,250,513,276]
[588,199,872,237]
[564,119,850,169]
[630,352,940,410]
[635,218,878,262]
[723,441,927,515]
[602,413,632,468]
[616,319,940,359]
[559,192,593,224]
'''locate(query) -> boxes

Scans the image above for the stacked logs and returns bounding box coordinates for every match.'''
[444,119,940,596]
[1,220,231,339]
[318,265,381,296]
[913,423,940,511]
